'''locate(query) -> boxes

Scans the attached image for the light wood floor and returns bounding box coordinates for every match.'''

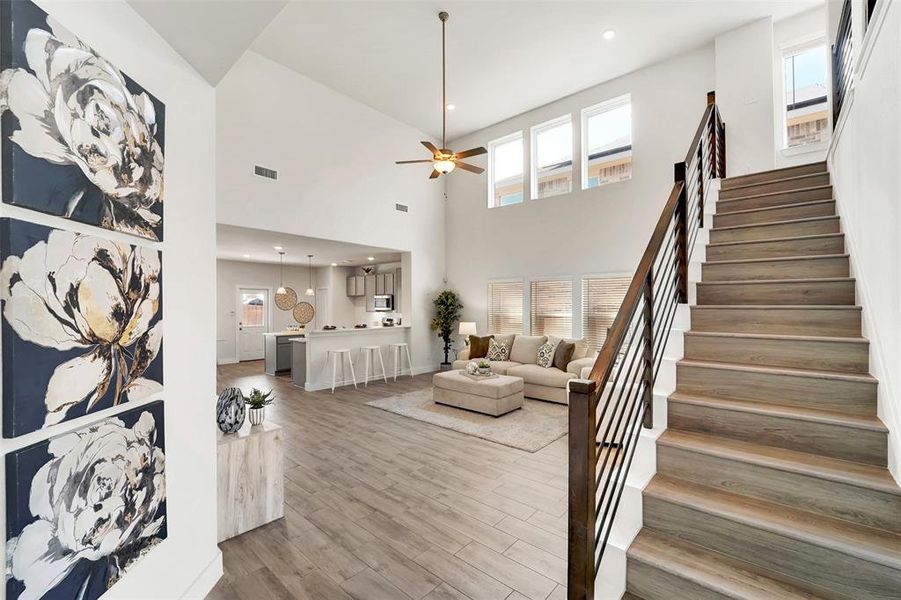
[209,361,568,600]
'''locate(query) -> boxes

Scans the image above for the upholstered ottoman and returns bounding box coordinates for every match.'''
[432,370,524,416]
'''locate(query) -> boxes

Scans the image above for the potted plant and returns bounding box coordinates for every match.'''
[245,388,275,425]
[477,359,491,376]
[430,290,463,370]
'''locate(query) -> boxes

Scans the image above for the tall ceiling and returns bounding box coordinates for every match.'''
[130,1,819,139]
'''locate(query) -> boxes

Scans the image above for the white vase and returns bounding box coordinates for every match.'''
[248,407,265,426]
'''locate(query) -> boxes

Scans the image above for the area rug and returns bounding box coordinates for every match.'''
[366,388,567,452]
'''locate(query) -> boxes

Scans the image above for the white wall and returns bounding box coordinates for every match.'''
[444,45,715,335]
[216,52,446,373]
[772,7,830,168]
[0,1,220,598]
[715,18,777,175]
[826,0,901,483]
[216,260,317,363]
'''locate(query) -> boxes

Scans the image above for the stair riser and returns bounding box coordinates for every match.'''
[710,218,839,244]
[690,307,862,337]
[676,363,876,415]
[657,445,901,533]
[642,498,901,600]
[683,334,868,373]
[717,186,833,213]
[722,163,827,189]
[702,255,850,282]
[626,558,733,600]
[706,235,844,261]
[697,280,856,305]
[667,401,887,466]
[720,173,831,200]
[713,201,836,228]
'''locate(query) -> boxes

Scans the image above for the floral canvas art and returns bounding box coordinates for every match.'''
[5,401,167,600]
[0,218,163,438]
[0,0,165,241]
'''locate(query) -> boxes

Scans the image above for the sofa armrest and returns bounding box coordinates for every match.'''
[566,353,598,376]
[457,348,470,361]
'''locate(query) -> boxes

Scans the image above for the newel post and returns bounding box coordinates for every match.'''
[568,379,597,600]
[674,161,689,304]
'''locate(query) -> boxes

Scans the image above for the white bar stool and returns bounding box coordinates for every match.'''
[326,349,357,393]
[359,345,388,386]
[390,342,414,381]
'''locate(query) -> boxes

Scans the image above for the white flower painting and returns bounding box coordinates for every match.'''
[5,402,167,600]
[0,0,165,240]
[0,218,163,437]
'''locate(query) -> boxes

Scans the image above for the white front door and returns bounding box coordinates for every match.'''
[237,287,269,361]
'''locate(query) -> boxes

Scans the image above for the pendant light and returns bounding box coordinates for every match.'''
[274,251,298,311]
[305,255,315,296]
[276,251,287,295]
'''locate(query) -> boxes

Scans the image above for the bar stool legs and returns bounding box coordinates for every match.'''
[326,349,357,393]
[391,342,414,381]
[359,345,388,386]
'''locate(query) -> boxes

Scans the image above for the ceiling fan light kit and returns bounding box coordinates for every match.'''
[395,11,487,179]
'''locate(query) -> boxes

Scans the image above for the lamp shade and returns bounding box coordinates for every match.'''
[458,322,477,337]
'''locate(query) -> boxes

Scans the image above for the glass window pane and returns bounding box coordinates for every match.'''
[490,133,524,207]
[242,292,265,327]
[534,119,572,199]
[488,281,524,335]
[784,45,829,148]
[584,96,633,189]
[530,280,573,338]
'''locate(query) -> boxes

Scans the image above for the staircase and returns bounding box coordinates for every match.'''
[624,162,901,599]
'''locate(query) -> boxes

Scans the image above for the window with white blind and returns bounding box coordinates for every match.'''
[530,279,573,338]
[487,281,524,334]
[582,276,630,351]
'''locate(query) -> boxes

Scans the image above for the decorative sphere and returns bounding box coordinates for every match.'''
[216,387,246,433]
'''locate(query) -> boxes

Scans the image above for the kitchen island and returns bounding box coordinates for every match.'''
[291,325,411,391]
[263,331,305,375]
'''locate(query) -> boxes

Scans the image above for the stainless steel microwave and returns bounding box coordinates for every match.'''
[373,294,393,311]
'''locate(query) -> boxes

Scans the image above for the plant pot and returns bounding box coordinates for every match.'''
[248,407,266,426]
[477,367,491,376]
[439,362,453,371]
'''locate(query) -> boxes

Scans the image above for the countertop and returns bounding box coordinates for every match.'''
[306,325,411,336]
[262,331,307,337]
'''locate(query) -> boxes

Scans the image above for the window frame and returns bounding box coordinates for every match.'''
[486,279,525,335]
[530,114,573,200]
[529,278,574,339]
[778,37,830,153]
[580,94,633,190]
[487,131,525,209]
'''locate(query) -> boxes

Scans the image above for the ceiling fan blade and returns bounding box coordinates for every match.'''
[421,141,440,155]
[455,161,485,175]
[429,169,441,179]
[454,146,487,160]
[396,159,434,164]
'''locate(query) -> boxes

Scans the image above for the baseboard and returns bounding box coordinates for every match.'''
[180,549,223,599]
[217,357,238,366]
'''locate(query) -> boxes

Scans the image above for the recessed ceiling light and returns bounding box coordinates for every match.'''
[602,29,616,40]
[273,245,283,251]
[446,103,455,111]
[330,262,338,267]
[367,256,375,261]
[242,254,250,258]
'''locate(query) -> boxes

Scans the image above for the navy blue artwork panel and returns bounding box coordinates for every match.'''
[1,218,163,438]
[5,401,167,600]
[0,0,165,241]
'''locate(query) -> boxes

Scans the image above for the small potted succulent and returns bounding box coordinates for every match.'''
[245,388,275,425]
[477,359,491,376]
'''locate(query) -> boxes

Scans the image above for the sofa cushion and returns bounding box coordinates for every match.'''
[507,364,576,388]
[510,335,546,364]
[487,337,511,361]
[469,335,493,359]
[565,338,591,360]
[553,342,575,370]
[567,355,598,377]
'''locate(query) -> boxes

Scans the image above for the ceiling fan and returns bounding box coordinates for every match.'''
[396,11,486,179]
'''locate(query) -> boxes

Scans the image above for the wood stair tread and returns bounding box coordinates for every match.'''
[668,392,888,432]
[721,162,826,188]
[707,232,842,249]
[678,358,876,384]
[697,277,855,286]
[658,430,901,497]
[716,184,833,203]
[702,253,849,266]
[722,172,829,194]
[710,215,838,233]
[692,304,861,311]
[684,330,867,344]
[713,199,835,218]
[645,475,901,570]
[628,530,819,600]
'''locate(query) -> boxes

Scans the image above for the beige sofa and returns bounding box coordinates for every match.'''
[452,334,597,404]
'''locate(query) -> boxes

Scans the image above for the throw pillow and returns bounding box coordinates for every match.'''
[536,336,562,368]
[487,337,510,361]
[469,335,493,359]
[553,342,575,370]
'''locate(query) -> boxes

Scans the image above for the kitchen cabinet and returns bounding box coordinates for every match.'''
[264,333,299,375]
[373,273,395,295]
[345,275,364,297]
[364,275,376,311]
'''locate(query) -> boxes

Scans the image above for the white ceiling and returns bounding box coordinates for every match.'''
[131,1,820,139]
[216,224,403,267]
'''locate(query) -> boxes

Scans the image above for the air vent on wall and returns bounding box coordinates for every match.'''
[395,203,409,213]
[254,165,278,180]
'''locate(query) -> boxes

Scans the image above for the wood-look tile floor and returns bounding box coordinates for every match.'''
[208,361,568,600]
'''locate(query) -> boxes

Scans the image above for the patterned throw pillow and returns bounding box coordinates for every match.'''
[487,337,510,361]
[536,337,562,368]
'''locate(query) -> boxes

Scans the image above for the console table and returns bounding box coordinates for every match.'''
[217,420,284,542]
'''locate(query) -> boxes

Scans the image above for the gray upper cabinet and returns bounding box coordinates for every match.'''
[346,275,364,297]
[373,273,394,296]
[364,275,376,311]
